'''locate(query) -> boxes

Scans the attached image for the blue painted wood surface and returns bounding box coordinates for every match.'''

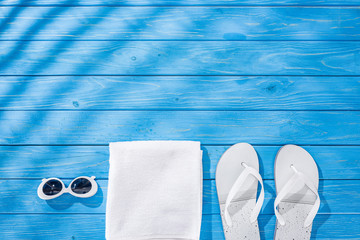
[1,76,360,110]
[1,146,359,179]
[1,111,360,145]
[1,179,359,215]
[1,0,360,6]
[0,1,359,240]
[1,214,359,239]
[1,41,360,75]
[1,7,360,40]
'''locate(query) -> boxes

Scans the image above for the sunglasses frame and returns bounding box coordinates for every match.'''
[37,176,98,200]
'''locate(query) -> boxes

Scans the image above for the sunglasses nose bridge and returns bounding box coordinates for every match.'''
[63,187,70,193]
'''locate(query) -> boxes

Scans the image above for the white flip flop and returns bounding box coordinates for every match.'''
[216,143,264,240]
[274,145,321,240]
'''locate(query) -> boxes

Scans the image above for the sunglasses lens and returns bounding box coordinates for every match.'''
[71,178,92,194]
[43,179,63,196]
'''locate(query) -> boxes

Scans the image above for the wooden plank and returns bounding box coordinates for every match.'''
[0,111,359,145]
[1,76,360,110]
[1,0,360,6]
[201,214,360,240]
[0,41,359,75]
[204,145,360,180]
[1,7,360,40]
[0,179,358,214]
[0,214,358,239]
[1,145,359,179]
[203,180,360,215]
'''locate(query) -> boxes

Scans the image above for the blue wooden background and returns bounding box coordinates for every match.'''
[0,0,360,239]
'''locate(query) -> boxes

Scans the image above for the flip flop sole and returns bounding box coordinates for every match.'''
[274,145,320,240]
[216,143,261,240]
[275,203,313,240]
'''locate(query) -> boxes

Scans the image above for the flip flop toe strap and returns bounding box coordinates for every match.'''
[274,165,320,227]
[224,163,264,227]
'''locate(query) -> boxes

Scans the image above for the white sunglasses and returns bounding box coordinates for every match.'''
[37,176,98,200]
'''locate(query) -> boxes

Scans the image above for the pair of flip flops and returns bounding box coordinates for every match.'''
[216,143,320,240]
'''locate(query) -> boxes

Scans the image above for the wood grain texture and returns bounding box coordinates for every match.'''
[1,7,360,40]
[1,145,359,179]
[1,76,360,110]
[0,111,359,145]
[1,41,360,75]
[1,0,360,6]
[0,0,359,238]
[0,179,358,214]
[0,214,358,239]
[200,214,360,240]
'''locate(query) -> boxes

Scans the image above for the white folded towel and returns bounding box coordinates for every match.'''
[106,141,203,240]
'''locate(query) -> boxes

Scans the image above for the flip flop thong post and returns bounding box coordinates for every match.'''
[274,145,321,240]
[216,143,264,240]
